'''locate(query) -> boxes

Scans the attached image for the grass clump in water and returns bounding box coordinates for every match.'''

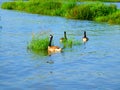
[61,38,82,48]
[73,40,82,45]
[27,33,49,51]
[62,39,73,48]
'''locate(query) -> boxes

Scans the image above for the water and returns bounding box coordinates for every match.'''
[0,1,120,90]
[78,2,120,9]
[105,2,120,8]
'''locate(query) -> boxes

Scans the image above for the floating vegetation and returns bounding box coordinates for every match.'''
[61,38,82,48]
[73,40,82,45]
[61,39,73,48]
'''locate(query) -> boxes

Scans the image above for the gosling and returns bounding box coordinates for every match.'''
[60,31,67,42]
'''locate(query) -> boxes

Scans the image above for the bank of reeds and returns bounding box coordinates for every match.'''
[65,3,117,20]
[1,1,120,24]
[14,0,120,2]
[78,0,120,2]
[95,10,120,24]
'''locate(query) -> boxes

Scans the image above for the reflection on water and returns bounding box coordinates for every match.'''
[0,1,120,90]
[27,49,48,56]
[46,60,54,64]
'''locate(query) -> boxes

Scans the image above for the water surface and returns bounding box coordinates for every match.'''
[0,1,120,90]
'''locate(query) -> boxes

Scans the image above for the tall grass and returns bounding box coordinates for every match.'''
[24,0,120,2]
[1,0,119,24]
[13,0,120,2]
[66,3,117,20]
[27,33,49,50]
[78,0,120,2]
[95,10,120,24]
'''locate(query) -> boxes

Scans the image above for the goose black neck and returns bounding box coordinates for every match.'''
[64,31,67,39]
[49,35,53,46]
[84,31,86,38]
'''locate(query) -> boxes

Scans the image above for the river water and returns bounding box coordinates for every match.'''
[0,1,120,90]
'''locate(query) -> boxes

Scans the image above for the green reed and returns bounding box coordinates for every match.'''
[1,0,119,24]
[61,38,82,49]
[27,33,49,50]
[95,10,120,24]
[78,0,120,2]
[66,3,117,20]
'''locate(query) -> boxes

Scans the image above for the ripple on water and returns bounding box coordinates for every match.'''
[0,2,120,89]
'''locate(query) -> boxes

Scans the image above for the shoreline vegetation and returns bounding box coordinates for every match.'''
[13,0,120,2]
[78,0,120,2]
[1,0,120,24]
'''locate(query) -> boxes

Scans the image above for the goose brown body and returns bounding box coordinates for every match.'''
[48,35,62,53]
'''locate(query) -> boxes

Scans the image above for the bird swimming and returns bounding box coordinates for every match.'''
[60,31,67,42]
[48,35,62,54]
[82,31,89,42]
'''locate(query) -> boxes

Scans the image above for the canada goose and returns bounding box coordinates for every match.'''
[60,31,67,42]
[82,31,89,42]
[48,35,62,53]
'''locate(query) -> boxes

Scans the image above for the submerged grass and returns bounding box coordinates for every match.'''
[1,0,120,24]
[61,38,82,48]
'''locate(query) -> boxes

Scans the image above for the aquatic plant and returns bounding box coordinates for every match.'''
[61,39,72,48]
[27,33,49,50]
[28,49,48,56]
[61,38,82,48]
[73,39,83,46]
